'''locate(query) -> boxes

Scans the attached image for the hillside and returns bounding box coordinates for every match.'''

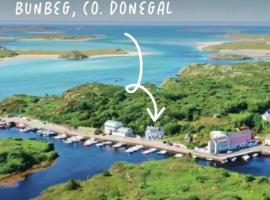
[39,158,270,200]
[1,62,270,146]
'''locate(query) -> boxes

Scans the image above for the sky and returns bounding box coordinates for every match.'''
[1,0,270,24]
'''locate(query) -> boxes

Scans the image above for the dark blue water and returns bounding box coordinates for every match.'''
[0,128,167,200]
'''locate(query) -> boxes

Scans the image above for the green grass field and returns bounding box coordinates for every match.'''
[0,138,58,176]
[39,158,270,200]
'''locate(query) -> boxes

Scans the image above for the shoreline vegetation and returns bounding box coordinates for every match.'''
[39,158,270,200]
[0,48,131,61]
[2,62,270,147]
[198,33,270,60]
[0,138,58,186]
[0,34,100,42]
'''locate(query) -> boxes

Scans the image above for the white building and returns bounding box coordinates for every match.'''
[208,137,229,154]
[112,127,133,137]
[265,135,270,146]
[145,126,164,141]
[262,110,270,123]
[210,131,227,139]
[104,120,123,135]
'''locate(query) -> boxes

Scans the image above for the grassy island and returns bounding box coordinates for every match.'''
[0,138,58,186]
[209,54,252,60]
[0,46,18,58]
[59,50,88,60]
[2,62,270,146]
[39,158,270,200]
[203,34,270,53]
[19,34,98,41]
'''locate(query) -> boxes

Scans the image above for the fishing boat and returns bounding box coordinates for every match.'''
[221,159,228,164]
[54,134,67,139]
[157,150,167,155]
[252,153,259,157]
[142,148,157,155]
[242,155,250,161]
[231,157,237,162]
[112,142,124,148]
[19,127,31,133]
[96,142,105,147]
[103,141,112,146]
[64,138,74,144]
[84,139,97,146]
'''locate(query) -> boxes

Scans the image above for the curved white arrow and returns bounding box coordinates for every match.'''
[124,32,165,122]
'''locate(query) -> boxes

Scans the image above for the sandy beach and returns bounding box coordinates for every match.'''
[0,51,150,62]
[197,41,227,51]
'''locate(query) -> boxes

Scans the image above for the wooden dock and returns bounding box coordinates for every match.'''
[3,117,270,162]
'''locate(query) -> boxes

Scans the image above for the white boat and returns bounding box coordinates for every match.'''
[253,153,259,157]
[242,155,250,161]
[103,141,112,146]
[96,142,105,147]
[84,139,97,146]
[157,150,167,155]
[174,153,184,158]
[112,142,124,148]
[221,159,228,164]
[125,145,144,153]
[142,148,157,155]
[54,134,67,139]
[19,127,31,133]
[64,139,74,144]
[231,157,237,162]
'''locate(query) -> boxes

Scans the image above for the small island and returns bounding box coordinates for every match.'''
[59,50,88,60]
[39,158,270,200]
[19,34,98,41]
[209,54,252,60]
[0,138,58,186]
[0,46,18,59]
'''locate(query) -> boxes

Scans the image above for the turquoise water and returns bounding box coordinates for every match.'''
[0,25,253,100]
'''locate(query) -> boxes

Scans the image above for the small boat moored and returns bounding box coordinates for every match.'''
[242,155,250,161]
[142,148,157,155]
[157,150,167,155]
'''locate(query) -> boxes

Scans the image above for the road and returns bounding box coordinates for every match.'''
[2,116,270,162]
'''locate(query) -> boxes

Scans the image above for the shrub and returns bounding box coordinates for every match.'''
[64,179,80,191]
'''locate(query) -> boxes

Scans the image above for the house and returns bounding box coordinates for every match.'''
[265,135,270,146]
[208,137,229,154]
[104,120,123,135]
[112,127,133,137]
[145,126,164,141]
[208,129,253,154]
[262,110,270,123]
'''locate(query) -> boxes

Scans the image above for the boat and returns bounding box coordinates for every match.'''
[43,130,57,137]
[19,127,31,133]
[112,142,124,148]
[242,155,250,161]
[96,142,105,147]
[231,157,237,162]
[252,153,259,157]
[64,138,74,144]
[103,141,112,146]
[174,153,184,158]
[54,134,67,139]
[125,145,144,153]
[221,159,228,164]
[142,148,157,155]
[84,139,97,146]
[157,150,167,155]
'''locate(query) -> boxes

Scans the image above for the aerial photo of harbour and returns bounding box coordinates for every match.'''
[2,0,270,200]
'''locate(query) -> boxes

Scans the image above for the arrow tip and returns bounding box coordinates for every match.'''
[147,107,166,122]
